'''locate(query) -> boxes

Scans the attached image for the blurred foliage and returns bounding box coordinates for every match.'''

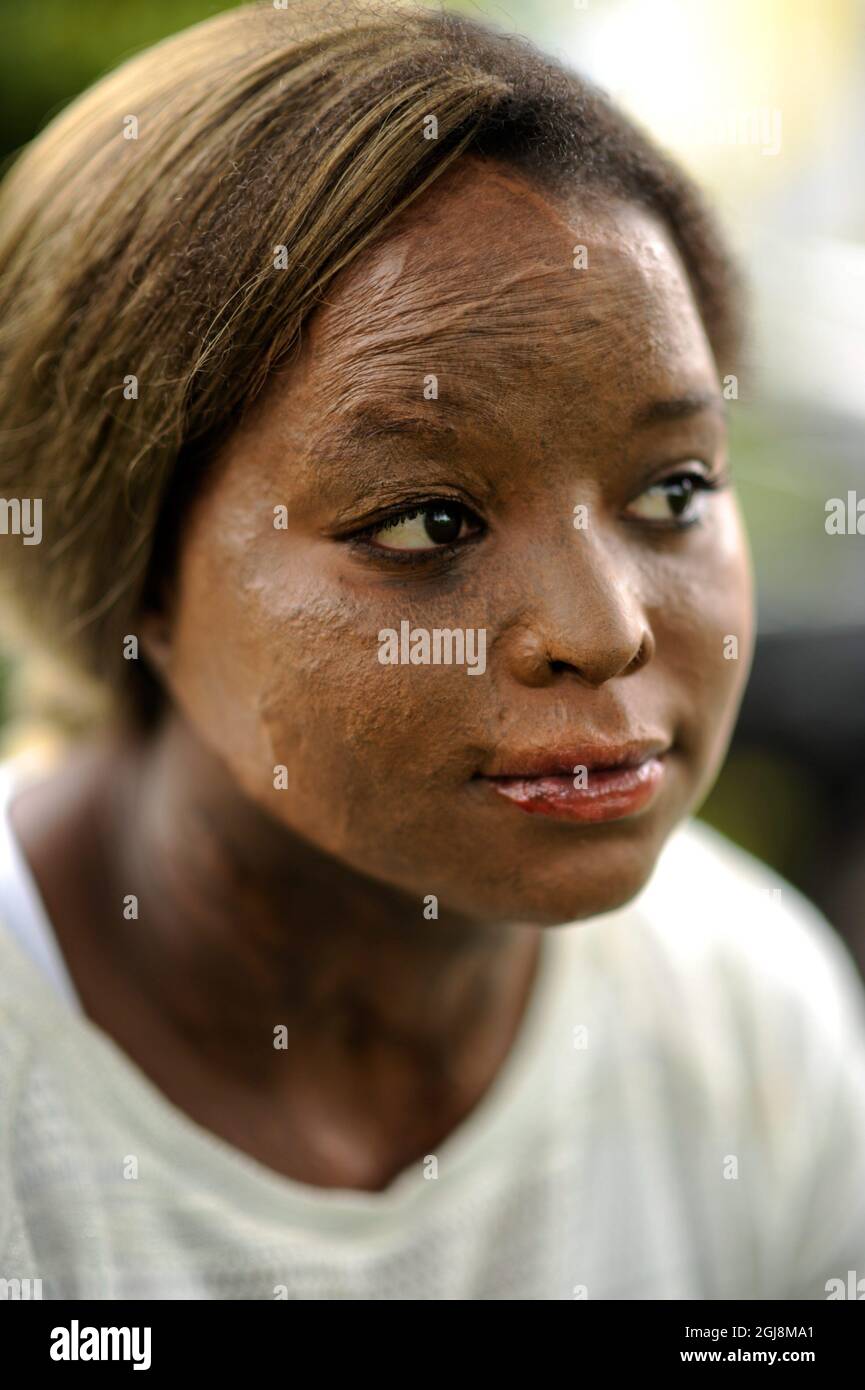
[698,746,825,881]
[0,0,239,166]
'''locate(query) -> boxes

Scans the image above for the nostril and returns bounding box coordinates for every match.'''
[625,636,652,674]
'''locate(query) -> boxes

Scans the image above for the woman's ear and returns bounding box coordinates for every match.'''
[138,604,174,681]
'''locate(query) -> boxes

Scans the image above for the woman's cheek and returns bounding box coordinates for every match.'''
[248,583,483,854]
[654,496,754,805]
[703,494,756,702]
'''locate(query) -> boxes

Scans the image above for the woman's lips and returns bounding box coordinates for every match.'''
[478,745,669,823]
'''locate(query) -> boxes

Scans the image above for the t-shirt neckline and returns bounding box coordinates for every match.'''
[0,755,570,1225]
[71,919,564,1225]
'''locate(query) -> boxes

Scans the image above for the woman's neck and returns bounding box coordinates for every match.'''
[10,713,543,1188]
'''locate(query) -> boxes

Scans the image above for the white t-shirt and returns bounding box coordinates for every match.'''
[1,757,864,1301]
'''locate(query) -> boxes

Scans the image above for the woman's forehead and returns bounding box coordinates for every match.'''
[306,164,710,383]
[241,162,719,478]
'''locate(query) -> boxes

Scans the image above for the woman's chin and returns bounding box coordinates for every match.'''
[504,875,655,928]
[438,833,668,927]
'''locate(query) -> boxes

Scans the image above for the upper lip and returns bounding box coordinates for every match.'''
[479,739,670,779]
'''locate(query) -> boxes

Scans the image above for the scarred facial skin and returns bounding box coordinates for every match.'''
[150,154,754,927]
[9,152,758,1189]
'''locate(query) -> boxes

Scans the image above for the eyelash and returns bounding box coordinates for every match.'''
[343,466,728,567]
[626,467,729,529]
[346,499,486,566]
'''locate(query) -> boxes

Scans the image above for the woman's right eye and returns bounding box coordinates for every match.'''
[366,501,483,552]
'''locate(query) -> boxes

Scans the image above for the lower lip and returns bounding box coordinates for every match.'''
[483,757,666,823]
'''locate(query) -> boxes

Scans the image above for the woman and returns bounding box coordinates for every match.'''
[0,0,863,1301]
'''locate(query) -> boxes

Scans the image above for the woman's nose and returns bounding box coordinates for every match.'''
[499,537,654,689]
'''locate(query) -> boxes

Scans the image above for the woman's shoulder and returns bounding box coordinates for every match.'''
[552,813,865,1109]
[605,816,865,1081]
[0,913,71,1082]
[639,816,860,992]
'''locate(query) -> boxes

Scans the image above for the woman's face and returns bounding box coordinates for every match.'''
[151,156,754,925]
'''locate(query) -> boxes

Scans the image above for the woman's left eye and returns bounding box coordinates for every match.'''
[625,469,721,525]
[365,501,482,551]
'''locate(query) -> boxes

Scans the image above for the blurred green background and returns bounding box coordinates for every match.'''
[1,0,863,967]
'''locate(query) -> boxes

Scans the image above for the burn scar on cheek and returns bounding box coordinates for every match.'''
[251,577,491,845]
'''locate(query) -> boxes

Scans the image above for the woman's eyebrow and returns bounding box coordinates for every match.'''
[306,401,463,461]
[303,390,725,466]
[630,391,727,429]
